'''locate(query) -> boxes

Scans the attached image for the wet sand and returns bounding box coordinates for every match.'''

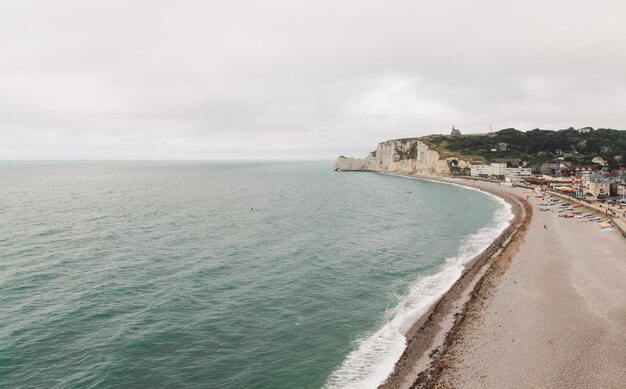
[381,178,626,388]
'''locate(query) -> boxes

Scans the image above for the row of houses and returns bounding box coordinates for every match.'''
[468,162,626,201]
[538,160,612,176]
[535,170,626,200]
[571,171,626,199]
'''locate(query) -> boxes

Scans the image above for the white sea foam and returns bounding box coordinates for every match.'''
[324,178,513,389]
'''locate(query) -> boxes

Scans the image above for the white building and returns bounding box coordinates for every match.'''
[470,164,490,177]
[618,183,626,201]
[581,174,611,198]
[591,156,607,166]
[491,163,506,175]
[470,163,506,177]
[470,163,530,180]
[504,167,532,180]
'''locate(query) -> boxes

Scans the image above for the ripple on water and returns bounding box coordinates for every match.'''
[0,162,505,388]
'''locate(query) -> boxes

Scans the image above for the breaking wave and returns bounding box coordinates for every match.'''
[324,180,513,389]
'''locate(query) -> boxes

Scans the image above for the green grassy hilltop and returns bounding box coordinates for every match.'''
[420,128,626,169]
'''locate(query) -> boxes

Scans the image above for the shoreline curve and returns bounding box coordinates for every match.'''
[377,175,532,388]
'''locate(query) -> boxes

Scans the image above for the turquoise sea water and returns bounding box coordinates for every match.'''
[0,161,510,388]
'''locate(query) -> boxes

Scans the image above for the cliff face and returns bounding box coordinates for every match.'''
[335,138,468,176]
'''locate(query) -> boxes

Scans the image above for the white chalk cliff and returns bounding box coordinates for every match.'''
[335,138,468,176]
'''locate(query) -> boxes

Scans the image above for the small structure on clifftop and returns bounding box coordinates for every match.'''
[450,125,462,137]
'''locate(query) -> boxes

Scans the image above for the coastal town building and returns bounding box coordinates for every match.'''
[591,156,608,166]
[450,126,462,137]
[542,175,573,184]
[434,134,624,201]
[611,167,626,177]
[504,167,532,180]
[582,174,611,199]
[618,182,626,200]
[540,162,562,176]
[548,169,626,201]
[573,165,597,177]
[469,162,531,180]
[470,163,506,177]
[470,164,491,177]
[585,181,611,199]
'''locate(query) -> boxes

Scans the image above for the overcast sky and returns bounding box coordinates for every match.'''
[1,0,625,159]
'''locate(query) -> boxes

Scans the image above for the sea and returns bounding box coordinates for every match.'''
[0,161,512,388]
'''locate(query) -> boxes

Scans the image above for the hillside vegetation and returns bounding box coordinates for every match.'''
[421,128,626,168]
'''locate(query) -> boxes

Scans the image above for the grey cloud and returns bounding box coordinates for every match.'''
[1,0,625,159]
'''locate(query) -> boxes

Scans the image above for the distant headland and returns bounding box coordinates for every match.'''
[336,127,626,201]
